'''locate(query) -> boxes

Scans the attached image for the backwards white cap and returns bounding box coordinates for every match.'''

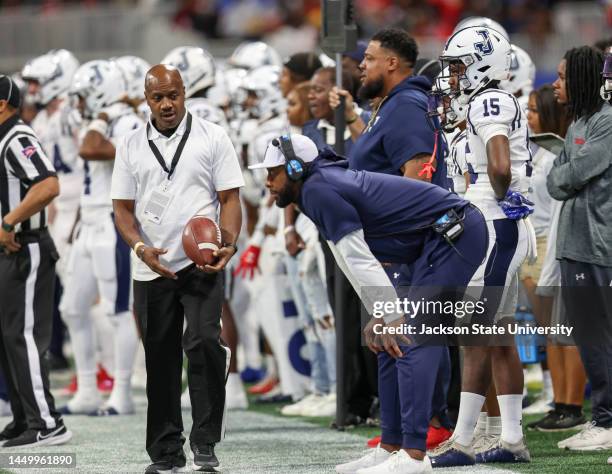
[248,134,319,170]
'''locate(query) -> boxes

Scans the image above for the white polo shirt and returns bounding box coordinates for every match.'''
[110,111,245,281]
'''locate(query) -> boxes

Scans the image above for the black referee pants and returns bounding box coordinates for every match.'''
[134,265,227,463]
[0,230,61,432]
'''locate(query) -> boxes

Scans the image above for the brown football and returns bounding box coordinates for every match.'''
[182,215,222,266]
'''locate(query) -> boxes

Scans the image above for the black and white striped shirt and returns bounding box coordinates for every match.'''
[0,114,57,231]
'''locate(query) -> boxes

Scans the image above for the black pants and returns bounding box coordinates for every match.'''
[560,258,612,427]
[134,265,227,463]
[0,229,61,431]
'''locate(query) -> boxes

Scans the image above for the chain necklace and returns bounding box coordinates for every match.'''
[364,95,389,132]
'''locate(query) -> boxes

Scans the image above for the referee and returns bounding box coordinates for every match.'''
[0,76,71,447]
[111,65,243,474]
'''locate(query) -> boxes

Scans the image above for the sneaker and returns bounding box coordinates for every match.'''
[335,444,392,474]
[281,393,324,416]
[558,422,612,451]
[226,373,248,410]
[426,425,452,450]
[367,435,382,448]
[181,389,191,409]
[357,450,432,474]
[527,409,559,431]
[523,395,553,415]
[428,439,475,467]
[58,391,102,415]
[473,434,500,462]
[240,366,266,384]
[476,438,531,463]
[248,376,278,395]
[3,422,72,448]
[303,393,336,417]
[97,366,114,393]
[537,412,586,432]
[144,458,188,474]
[88,400,135,416]
[0,423,26,447]
[191,443,220,472]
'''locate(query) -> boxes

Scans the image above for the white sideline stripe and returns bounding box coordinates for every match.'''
[24,243,55,429]
[197,242,219,251]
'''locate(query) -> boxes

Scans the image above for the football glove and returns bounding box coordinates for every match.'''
[233,245,261,279]
[497,190,534,220]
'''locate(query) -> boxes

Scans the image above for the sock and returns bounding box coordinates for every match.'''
[555,402,566,413]
[64,311,97,393]
[486,416,502,436]
[265,354,278,379]
[107,312,138,409]
[564,404,583,417]
[498,394,524,444]
[474,412,487,437]
[91,303,115,375]
[542,370,553,400]
[522,369,528,397]
[453,392,486,446]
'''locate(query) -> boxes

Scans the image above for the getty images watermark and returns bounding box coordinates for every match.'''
[370,297,574,338]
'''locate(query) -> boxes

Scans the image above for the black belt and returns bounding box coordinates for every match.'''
[15,227,50,244]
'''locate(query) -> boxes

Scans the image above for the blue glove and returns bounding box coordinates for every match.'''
[497,190,534,220]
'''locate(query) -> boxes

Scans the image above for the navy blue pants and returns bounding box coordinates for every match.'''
[377,205,488,450]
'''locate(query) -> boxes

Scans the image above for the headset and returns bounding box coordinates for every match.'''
[272,134,305,181]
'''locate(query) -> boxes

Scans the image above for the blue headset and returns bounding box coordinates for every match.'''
[273,135,305,182]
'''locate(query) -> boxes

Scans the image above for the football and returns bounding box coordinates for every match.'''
[182,215,222,266]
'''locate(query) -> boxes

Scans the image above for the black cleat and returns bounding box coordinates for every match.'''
[191,443,221,472]
[2,422,72,448]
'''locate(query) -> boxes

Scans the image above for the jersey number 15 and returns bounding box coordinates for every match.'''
[482,97,500,117]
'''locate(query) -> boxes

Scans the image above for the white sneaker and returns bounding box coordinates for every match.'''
[523,395,553,415]
[0,399,11,417]
[181,388,191,409]
[226,373,248,410]
[336,444,392,474]
[303,393,336,417]
[558,422,612,450]
[281,393,323,416]
[62,391,102,414]
[357,450,433,474]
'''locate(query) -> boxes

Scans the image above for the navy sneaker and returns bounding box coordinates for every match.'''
[429,439,475,467]
[477,438,531,463]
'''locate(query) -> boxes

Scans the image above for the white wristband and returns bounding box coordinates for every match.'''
[87,119,109,138]
[283,225,295,235]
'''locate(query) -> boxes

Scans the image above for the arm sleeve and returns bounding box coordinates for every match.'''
[301,183,362,244]
[547,114,612,199]
[382,99,436,172]
[6,135,56,185]
[331,229,404,323]
[110,136,137,200]
[213,127,245,191]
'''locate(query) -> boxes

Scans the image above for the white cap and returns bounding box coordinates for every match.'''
[248,134,319,170]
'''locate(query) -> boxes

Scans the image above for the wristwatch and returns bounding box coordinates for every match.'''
[1,219,14,233]
[223,242,238,253]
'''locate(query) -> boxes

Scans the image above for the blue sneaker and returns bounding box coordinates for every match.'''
[240,367,266,383]
[429,439,475,468]
[477,438,531,463]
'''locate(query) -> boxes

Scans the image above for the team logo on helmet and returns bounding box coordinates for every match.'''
[474,30,494,56]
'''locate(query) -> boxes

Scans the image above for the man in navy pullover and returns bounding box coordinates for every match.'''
[251,134,488,473]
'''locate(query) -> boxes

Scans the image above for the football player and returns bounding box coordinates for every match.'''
[500,45,536,112]
[113,55,151,121]
[59,59,142,416]
[430,26,535,466]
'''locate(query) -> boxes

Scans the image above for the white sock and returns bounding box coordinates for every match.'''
[542,370,553,400]
[498,394,524,444]
[265,354,278,379]
[486,416,502,436]
[107,312,138,408]
[522,369,528,396]
[91,303,115,374]
[453,392,486,446]
[474,412,487,437]
[64,312,97,393]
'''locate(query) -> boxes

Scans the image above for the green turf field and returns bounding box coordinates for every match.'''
[0,371,609,473]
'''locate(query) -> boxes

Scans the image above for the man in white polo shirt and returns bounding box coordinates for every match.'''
[110,65,244,474]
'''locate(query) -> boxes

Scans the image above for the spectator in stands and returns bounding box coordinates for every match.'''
[280,52,322,98]
[287,82,313,132]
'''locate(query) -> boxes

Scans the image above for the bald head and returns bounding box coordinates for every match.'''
[145,64,186,132]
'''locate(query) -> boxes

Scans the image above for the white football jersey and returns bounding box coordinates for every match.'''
[81,105,143,214]
[186,98,228,131]
[445,129,469,197]
[465,89,531,219]
[30,99,84,210]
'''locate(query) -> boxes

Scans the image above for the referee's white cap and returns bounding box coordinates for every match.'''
[249,134,318,170]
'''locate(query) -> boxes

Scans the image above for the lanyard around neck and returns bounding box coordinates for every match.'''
[146,113,192,179]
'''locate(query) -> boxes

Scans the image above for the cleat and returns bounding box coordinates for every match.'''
[426,425,452,450]
[477,438,531,463]
[367,435,382,448]
[428,439,475,467]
